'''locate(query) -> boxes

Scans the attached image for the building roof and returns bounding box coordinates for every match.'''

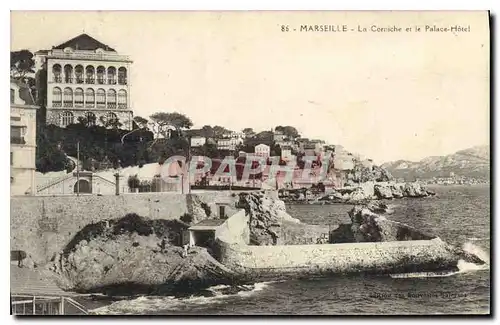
[53,33,116,52]
[10,265,76,297]
[34,49,50,54]
[10,78,36,106]
[189,219,226,231]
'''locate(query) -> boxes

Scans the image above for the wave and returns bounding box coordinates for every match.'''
[390,242,489,279]
[89,282,274,315]
[466,237,489,242]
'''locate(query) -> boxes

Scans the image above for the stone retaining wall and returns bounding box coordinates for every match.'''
[11,191,239,265]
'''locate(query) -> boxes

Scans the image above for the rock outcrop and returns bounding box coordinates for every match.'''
[237,191,325,246]
[48,214,243,294]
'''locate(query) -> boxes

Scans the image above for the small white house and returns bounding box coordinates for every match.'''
[190,136,206,148]
[255,144,270,159]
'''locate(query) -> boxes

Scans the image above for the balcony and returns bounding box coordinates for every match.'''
[53,76,62,83]
[75,101,84,108]
[107,103,117,109]
[63,101,73,108]
[108,79,117,85]
[97,78,105,85]
[64,78,73,84]
[75,78,84,84]
[96,102,106,109]
[118,103,127,109]
[85,78,95,84]
[53,101,62,108]
[47,50,131,62]
[85,102,95,108]
[118,78,127,85]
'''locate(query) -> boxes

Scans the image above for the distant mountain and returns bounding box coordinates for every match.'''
[381,145,490,181]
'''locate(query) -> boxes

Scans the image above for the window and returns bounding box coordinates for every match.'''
[11,126,25,144]
[52,87,62,107]
[118,89,127,109]
[10,152,13,166]
[52,64,62,83]
[107,67,116,85]
[107,112,118,124]
[10,89,15,104]
[75,88,84,106]
[61,111,74,127]
[75,65,84,84]
[107,89,116,108]
[64,65,73,83]
[85,88,95,107]
[118,67,127,85]
[97,66,106,84]
[63,88,73,107]
[96,89,105,107]
[85,112,96,126]
[85,66,95,84]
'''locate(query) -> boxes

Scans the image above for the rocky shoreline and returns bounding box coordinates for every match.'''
[280,181,436,205]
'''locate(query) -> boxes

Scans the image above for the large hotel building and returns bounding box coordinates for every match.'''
[34,33,134,130]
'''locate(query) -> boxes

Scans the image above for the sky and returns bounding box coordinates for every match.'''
[10,11,490,163]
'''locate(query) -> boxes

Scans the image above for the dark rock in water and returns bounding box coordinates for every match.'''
[328,224,356,244]
[366,201,393,214]
[348,206,436,242]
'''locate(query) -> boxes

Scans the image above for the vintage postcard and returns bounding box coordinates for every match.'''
[10,10,490,316]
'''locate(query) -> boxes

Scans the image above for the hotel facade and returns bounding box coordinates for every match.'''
[34,34,134,130]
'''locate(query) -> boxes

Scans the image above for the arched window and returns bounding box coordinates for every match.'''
[97,66,106,84]
[96,88,106,107]
[85,112,96,126]
[61,111,74,127]
[64,65,73,83]
[85,88,95,107]
[85,66,95,84]
[118,89,127,109]
[75,65,84,84]
[107,89,117,108]
[52,87,62,107]
[10,89,15,104]
[104,112,119,127]
[118,67,127,85]
[75,88,84,106]
[107,67,116,85]
[52,64,62,83]
[63,87,73,107]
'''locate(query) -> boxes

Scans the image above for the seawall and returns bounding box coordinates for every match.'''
[214,209,458,278]
[11,192,239,266]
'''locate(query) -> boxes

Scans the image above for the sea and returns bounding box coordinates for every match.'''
[89,185,491,315]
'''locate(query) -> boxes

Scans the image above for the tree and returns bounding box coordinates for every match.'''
[149,112,193,137]
[212,125,231,138]
[11,50,35,79]
[275,125,300,139]
[133,116,149,129]
[255,130,274,141]
[201,125,215,138]
[242,128,255,138]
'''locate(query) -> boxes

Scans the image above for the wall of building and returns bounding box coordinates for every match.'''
[10,191,239,265]
[11,82,38,196]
